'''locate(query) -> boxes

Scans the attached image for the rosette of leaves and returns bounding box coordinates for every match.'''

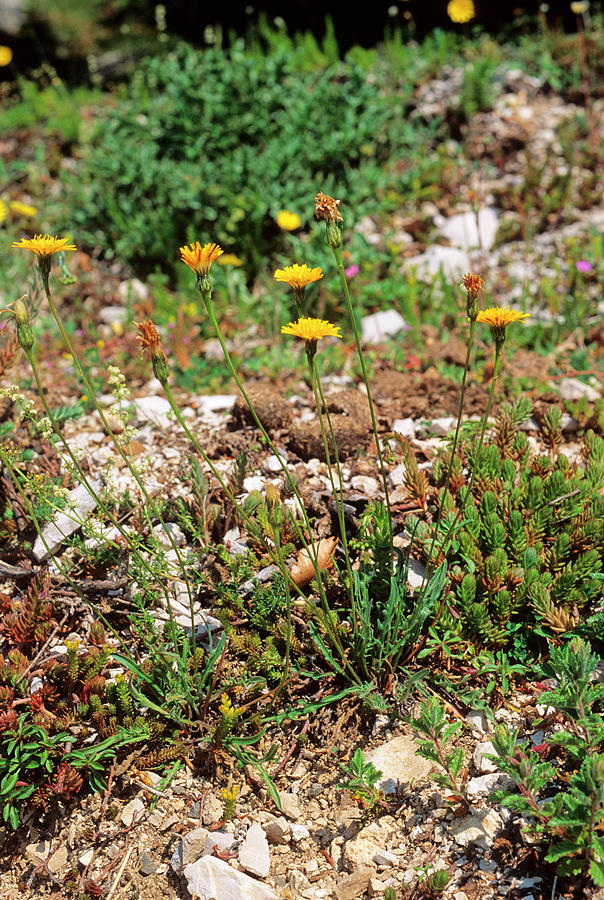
[407,401,604,652]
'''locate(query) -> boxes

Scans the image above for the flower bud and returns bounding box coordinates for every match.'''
[326,222,343,249]
[265,483,283,527]
[14,297,34,351]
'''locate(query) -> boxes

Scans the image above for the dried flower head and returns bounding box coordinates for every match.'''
[314,192,343,224]
[281,317,341,343]
[136,321,169,384]
[274,264,323,290]
[447,0,475,23]
[179,241,223,277]
[461,272,485,297]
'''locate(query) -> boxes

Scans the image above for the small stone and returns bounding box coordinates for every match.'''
[205,830,236,855]
[304,859,319,874]
[238,823,271,878]
[388,464,406,487]
[406,245,471,280]
[365,736,432,794]
[452,809,503,848]
[243,475,266,493]
[121,797,145,827]
[343,817,396,871]
[79,848,94,867]
[171,827,210,874]
[473,740,498,773]
[465,709,488,734]
[33,480,102,562]
[335,868,375,900]
[427,416,456,436]
[557,378,600,403]
[391,417,416,439]
[350,475,379,496]
[25,841,68,874]
[118,278,148,302]
[278,791,302,820]
[438,208,499,251]
[133,395,173,429]
[361,309,409,345]
[184,855,278,900]
[466,773,514,802]
[406,558,427,593]
[264,454,284,473]
[196,394,238,414]
[138,851,157,876]
[373,849,398,867]
[263,817,291,845]
[152,521,186,548]
[290,823,310,842]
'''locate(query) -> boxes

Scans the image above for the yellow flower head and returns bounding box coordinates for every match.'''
[0,199,7,224]
[217,253,244,267]
[0,46,12,67]
[281,317,341,343]
[276,210,301,231]
[10,200,37,218]
[179,241,223,276]
[12,234,76,257]
[274,264,323,290]
[570,1,589,13]
[477,306,530,342]
[447,0,475,23]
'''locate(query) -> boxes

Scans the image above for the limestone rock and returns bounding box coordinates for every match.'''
[365,735,432,794]
[121,797,145,826]
[263,816,291,845]
[133,395,173,429]
[451,808,503,848]
[238,823,271,878]
[33,480,102,562]
[361,309,409,345]
[171,827,210,874]
[278,791,302,820]
[343,817,397,871]
[335,868,376,900]
[184,855,278,900]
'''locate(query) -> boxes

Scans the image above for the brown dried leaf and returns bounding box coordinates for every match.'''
[290,536,338,588]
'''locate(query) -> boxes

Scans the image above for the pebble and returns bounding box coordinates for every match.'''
[366,736,432,794]
[263,816,291,844]
[238,823,271,878]
[121,797,145,826]
[138,851,157,876]
[278,791,302,821]
[184,855,278,900]
[391,417,416,439]
[350,475,379,496]
[472,740,498,773]
[361,309,409,344]
[133,395,173,429]
[557,377,600,403]
[438,207,499,251]
[33,480,102,562]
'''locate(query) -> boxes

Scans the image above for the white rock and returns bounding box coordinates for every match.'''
[406,245,471,280]
[451,809,503,848]
[264,454,284,474]
[196,394,238,414]
[438,208,499,251]
[99,305,128,326]
[278,791,302,820]
[365,735,432,795]
[121,797,145,826]
[79,848,94,867]
[351,475,379,496]
[152,522,186,548]
[171,827,210,874]
[184,855,278,900]
[406,557,427,592]
[361,309,409,345]
[33,480,102,562]
[391,418,416,439]
[238,823,271,878]
[243,475,266,493]
[557,378,600,403]
[466,773,515,801]
[133,396,173,429]
[118,278,148,302]
[388,464,406,488]
[427,417,456,436]
[289,823,310,842]
[204,830,236,856]
[473,741,498,773]
[466,709,488,734]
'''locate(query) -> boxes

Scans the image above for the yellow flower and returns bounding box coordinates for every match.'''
[447,0,475,23]
[217,253,244,267]
[570,1,589,13]
[0,199,7,223]
[179,241,223,276]
[0,46,12,67]
[476,307,530,342]
[10,200,38,218]
[12,233,76,257]
[281,317,341,343]
[274,264,323,290]
[276,210,301,231]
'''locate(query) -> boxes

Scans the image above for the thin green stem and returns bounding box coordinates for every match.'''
[331,245,392,565]
[40,274,195,669]
[308,355,360,647]
[201,288,360,683]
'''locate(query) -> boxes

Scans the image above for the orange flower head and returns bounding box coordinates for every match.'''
[179,241,223,277]
[461,272,485,297]
[136,321,169,383]
[314,192,343,224]
[274,264,323,291]
[281,317,341,343]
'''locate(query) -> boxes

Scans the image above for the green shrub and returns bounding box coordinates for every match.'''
[62,41,415,274]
